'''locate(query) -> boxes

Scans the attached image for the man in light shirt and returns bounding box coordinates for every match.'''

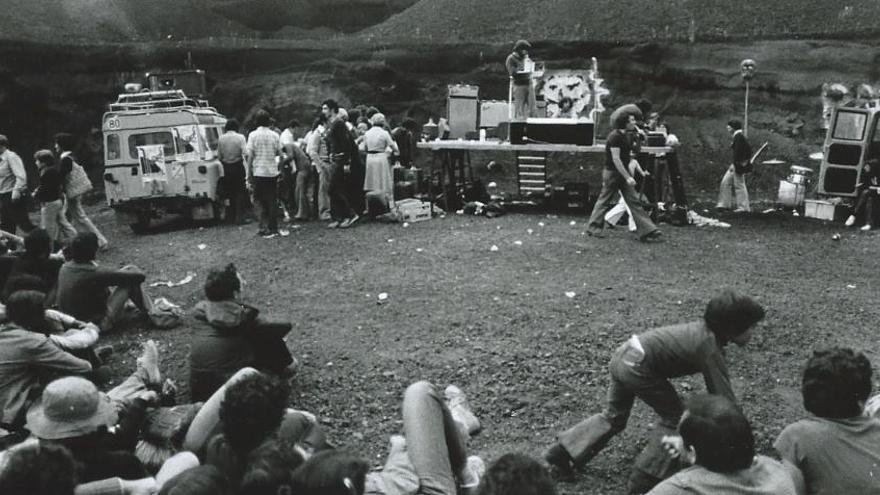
[246,110,287,238]
[217,119,249,224]
[0,135,35,236]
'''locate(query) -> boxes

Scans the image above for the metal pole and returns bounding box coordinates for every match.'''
[744,80,750,137]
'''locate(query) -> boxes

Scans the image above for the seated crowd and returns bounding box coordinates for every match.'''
[0,244,876,495]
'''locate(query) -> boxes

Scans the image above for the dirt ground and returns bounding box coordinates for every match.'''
[90,201,878,494]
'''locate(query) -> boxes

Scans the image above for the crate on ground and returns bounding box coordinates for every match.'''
[803,199,848,222]
[396,199,434,223]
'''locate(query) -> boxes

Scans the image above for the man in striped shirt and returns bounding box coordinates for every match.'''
[246,110,286,238]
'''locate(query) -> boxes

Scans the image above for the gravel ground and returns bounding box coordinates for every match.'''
[90,202,879,494]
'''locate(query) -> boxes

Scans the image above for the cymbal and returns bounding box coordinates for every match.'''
[762,159,785,165]
[809,152,824,160]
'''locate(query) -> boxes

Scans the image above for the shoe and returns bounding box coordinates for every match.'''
[98,241,110,252]
[460,455,486,489]
[640,229,663,242]
[388,435,407,455]
[319,213,332,221]
[261,231,279,239]
[278,228,290,237]
[95,345,114,363]
[586,228,605,238]
[732,208,750,213]
[340,215,360,229]
[861,224,872,231]
[603,220,616,230]
[445,385,481,436]
[137,340,162,386]
[256,229,269,236]
[543,442,575,474]
[327,221,340,229]
[845,215,856,227]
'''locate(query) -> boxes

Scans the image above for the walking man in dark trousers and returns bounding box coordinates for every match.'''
[321,99,358,229]
[586,114,662,241]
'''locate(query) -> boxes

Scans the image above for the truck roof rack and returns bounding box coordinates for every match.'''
[108,90,213,112]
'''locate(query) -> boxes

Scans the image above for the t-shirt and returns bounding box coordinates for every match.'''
[647,455,796,495]
[774,415,880,495]
[37,166,64,203]
[245,127,282,177]
[605,128,632,172]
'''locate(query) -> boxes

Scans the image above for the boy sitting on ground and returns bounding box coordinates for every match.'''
[56,232,157,332]
[774,347,880,495]
[650,394,796,495]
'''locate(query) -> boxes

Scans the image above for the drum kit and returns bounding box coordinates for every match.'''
[772,160,814,208]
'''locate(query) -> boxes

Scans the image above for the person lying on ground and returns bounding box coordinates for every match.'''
[0,290,92,430]
[648,394,796,495]
[774,347,880,495]
[288,380,487,495]
[188,263,297,402]
[56,232,156,332]
[544,289,766,493]
[203,370,331,487]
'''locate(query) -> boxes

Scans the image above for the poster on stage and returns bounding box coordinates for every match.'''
[137,144,167,183]
[537,69,610,121]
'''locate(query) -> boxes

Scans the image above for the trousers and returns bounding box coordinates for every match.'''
[588,169,658,235]
[717,168,750,211]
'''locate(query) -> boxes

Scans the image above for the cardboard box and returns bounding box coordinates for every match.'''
[804,199,846,221]
[397,199,433,223]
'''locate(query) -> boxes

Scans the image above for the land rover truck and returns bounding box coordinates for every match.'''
[101,75,227,233]
[818,104,880,197]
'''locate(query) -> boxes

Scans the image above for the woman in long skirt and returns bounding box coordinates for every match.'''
[362,113,399,214]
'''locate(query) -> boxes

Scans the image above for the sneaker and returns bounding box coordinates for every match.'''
[340,215,360,229]
[261,231,279,239]
[543,442,575,473]
[460,455,486,489]
[137,340,162,387]
[445,385,481,436]
[733,208,750,213]
[845,215,856,227]
[388,435,407,455]
[327,221,340,229]
[861,224,872,231]
[256,229,270,237]
[278,228,290,237]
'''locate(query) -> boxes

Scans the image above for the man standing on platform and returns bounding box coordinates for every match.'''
[506,40,536,120]
[586,113,662,242]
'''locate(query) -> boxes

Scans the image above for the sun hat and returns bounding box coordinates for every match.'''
[370,113,387,127]
[26,376,118,440]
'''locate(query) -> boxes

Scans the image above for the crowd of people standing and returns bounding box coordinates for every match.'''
[217,100,419,239]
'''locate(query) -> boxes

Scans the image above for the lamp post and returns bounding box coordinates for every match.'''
[740,59,756,136]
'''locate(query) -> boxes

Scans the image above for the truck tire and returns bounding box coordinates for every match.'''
[130,213,151,234]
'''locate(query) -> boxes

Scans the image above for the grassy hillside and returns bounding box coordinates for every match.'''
[0,0,252,43]
[365,0,880,43]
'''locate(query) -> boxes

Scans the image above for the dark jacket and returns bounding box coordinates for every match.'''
[732,130,752,174]
[56,262,145,323]
[188,300,292,402]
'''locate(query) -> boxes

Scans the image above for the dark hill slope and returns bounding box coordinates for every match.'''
[366,0,880,42]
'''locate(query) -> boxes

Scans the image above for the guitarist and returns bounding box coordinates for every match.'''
[716,119,752,213]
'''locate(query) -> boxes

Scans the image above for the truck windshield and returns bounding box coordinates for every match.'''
[129,132,175,158]
[833,110,867,141]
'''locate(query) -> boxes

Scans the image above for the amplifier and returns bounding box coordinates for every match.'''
[509,118,594,146]
[447,84,479,139]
